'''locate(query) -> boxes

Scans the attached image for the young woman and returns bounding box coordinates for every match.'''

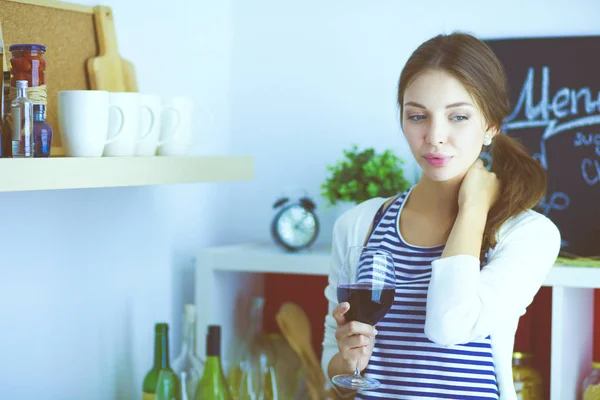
[321,32,561,400]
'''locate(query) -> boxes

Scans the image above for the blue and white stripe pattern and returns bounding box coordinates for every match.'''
[356,250,396,287]
[356,191,499,400]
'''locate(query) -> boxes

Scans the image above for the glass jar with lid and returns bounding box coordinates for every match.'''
[512,352,543,400]
[583,362,600,400]
[8,44,46,106]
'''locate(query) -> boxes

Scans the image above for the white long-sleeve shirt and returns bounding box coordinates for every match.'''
[321,196,561,399]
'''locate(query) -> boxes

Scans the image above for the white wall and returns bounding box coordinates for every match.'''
[226,0,600,248]
[0,0,234,399]
[1,0,599,399]
[221,1,600,392]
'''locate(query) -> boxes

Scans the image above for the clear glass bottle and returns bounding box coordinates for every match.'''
[512,352,543,400]
[33,104,52,157]
[172,304,204,400]
[264,333,306,399]
[229,297,279,400]
[10,79,33,157]
[583,362,600,400]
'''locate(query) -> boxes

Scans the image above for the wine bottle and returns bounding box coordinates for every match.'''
[143,323,181,400]
[172,305,203,400]
[194,325,232,400]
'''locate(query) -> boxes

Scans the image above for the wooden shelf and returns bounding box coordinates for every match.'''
[0,156,254,192]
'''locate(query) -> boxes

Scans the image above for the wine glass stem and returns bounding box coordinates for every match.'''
[354,360,361,378]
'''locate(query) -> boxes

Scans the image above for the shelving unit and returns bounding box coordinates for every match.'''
[196,242,599,400]
[0,156,254,191]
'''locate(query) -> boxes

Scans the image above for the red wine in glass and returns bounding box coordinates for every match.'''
[332,246,396,391]
[337,283,395,325]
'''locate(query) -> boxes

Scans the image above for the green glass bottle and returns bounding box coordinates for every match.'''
[194,325,232,400]
[143,323,181,400]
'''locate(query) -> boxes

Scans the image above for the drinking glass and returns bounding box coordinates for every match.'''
[332,245,396,391]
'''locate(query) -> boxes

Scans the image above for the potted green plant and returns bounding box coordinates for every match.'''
[321,145,411,210]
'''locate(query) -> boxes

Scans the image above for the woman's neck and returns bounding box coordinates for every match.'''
[407,174,462,220]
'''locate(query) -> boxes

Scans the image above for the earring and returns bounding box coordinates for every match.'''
[483,134,492,146]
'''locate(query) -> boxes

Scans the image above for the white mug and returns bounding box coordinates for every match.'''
[157,96,211,156]
[104,92,141,157]
[58,90,124,157]
[135,94,161,156]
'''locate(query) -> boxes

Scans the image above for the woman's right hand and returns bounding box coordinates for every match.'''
[332,302,378,373]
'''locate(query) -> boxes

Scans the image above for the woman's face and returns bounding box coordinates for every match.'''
[402,69,494,182]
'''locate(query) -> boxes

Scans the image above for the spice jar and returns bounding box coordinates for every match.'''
[512,352,543,400]
[583,362,600,400]
[8,44,46,106]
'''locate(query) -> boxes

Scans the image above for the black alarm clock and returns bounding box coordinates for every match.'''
[271,194,319,252]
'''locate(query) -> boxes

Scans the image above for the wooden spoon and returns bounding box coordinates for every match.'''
[276,302,333,399]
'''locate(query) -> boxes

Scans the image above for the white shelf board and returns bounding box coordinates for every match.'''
[199,243,600,288]
[197,243,599,400]
[543,265,600,288]
[0,156,253,192]
[197,243,331,276]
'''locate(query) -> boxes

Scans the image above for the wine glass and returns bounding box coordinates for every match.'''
[332,245,396,391]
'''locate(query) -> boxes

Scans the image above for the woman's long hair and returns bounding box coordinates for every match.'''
[397,32,547,257]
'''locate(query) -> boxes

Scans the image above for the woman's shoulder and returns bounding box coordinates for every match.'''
[333,197,391,237]
[494,208,561,251]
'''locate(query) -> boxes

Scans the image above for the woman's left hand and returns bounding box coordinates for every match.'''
[458,159,500,213]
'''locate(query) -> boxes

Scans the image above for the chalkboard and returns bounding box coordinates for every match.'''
[485,36,600,257]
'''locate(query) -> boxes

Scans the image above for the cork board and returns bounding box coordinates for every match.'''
[0,0,98,156]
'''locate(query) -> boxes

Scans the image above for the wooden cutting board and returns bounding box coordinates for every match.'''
[121,57,138,92]
[87,6,138,92]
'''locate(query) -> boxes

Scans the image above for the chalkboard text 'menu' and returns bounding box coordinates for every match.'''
[505,66,600,123]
